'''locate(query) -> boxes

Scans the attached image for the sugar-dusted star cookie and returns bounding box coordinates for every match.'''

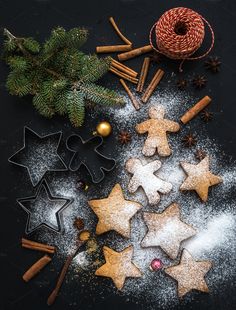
[95,245,142,290]
[180,156,222,202]
[125,158,172,205]
[88,184,142,238]
[141,203,196,259]
[136,105,180,157]
[165,249,212,298]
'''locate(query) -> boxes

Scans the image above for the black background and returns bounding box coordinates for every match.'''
[0,0,236,309]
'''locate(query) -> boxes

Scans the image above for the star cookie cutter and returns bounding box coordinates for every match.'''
[17,179,73,234]
[8,126,67,186]
[66,134,116,183]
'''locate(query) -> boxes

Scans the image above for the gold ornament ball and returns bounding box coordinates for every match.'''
[96,121,112,137]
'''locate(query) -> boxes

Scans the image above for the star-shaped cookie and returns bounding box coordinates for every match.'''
[95,245,142,290]
[88,184,142,238]
[180,156,222,202]
[165,249,212,298]
[141,203,196,259]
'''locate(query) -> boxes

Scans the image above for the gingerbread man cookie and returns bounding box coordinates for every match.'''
[136,105,180,157]
[125,158,172,205]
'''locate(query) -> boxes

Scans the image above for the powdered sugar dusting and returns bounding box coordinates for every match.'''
[14,84,236,308]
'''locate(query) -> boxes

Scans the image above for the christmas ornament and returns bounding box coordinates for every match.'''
[150,258,163,271]
[66,134,116,183]
[76,180,88,191]
[96,121,112,137]
[9,127,67,186]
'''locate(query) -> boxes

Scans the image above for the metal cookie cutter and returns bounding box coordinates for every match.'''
[9,126,67,186]
[17,179,73,234]
[66,134,116,183]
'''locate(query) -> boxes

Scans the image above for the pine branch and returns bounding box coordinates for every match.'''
[66,90,85,127]
[79,82,124,105]
[3,27,124,127]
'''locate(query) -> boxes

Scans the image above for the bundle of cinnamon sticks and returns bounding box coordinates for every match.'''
[96,16,166,106]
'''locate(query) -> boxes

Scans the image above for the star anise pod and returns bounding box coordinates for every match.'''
[176,78,188,90]
[149,51,162,63]
[201,110,213,122]
[118,131,131,144]
[204,56,221,73]
[73,217,84,231]
[195,149,207,161]
[182,133,197,147]
[192,75,207,89]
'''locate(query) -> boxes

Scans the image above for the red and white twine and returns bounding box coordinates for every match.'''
[149,7,215,71]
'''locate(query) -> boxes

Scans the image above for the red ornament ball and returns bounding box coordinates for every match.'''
[150,258,163,271]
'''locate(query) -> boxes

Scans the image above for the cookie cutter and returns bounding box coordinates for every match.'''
[66,134,116,183]
[8,126,67,187]
[17,179,73,234]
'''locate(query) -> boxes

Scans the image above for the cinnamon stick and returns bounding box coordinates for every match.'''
[120,79,140,110]
[109,67,138,84]
[118,45,153,61]
[23,255,51,282]
[111,59,138,78]
[142,69,165,103]
[22,238,56,254]
[180,96,212,124]
[111,58,137,76]
[96,45,132,54]
[109,17,132,46]
[137,57,150,92]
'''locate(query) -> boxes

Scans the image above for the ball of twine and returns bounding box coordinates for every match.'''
[149,7,215,71]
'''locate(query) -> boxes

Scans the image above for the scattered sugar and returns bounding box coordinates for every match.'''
[23,140,66,186]
[15,84,236,308]
[184,213,236,256]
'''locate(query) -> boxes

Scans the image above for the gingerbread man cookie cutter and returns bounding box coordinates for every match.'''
[66,134,116,183]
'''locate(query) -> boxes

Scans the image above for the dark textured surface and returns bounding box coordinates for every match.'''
[0,0,236,309]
